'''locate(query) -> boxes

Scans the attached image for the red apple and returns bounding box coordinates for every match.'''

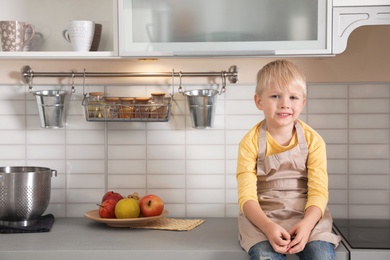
[139,194,164,217]
[102,191,123,203]
[98,199,117,218]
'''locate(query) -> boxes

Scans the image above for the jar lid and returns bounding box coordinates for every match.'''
[119,97,135,101]
[105,97,120,101]
[151,92,165,96]
[135,97,150,102]
[89,92,104,96]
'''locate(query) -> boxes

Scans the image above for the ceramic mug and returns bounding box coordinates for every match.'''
[90,23,102,51]
[0,21,35,51]
[63,20,95,52]
[23,27,44,51]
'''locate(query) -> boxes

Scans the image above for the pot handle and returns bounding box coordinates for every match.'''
[0,173,2,182]
[51,170,57,177]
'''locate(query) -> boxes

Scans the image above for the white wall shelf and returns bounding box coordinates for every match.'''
[0,0,118,58]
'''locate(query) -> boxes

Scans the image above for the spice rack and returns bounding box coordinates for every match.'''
[83,96,172,122]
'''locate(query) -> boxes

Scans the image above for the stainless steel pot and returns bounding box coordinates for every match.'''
[0,166,57,227]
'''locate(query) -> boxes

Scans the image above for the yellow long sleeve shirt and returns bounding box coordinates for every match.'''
[236,119,329,215]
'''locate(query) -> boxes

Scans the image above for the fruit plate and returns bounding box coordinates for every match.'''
[84,209,169,228]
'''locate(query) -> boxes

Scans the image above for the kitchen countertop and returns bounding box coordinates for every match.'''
[0,217,348,260]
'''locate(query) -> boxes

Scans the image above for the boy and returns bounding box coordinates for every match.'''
[236,60,340,259]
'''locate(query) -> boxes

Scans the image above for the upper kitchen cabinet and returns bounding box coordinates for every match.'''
[119,0,332,57]
[0,0,118,58]
[333,0,390,54]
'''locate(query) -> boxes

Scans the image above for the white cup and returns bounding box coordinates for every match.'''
[63,20,95,52]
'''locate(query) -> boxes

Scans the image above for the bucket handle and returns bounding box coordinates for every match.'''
[27,69,76,95]
[178,71,227,95]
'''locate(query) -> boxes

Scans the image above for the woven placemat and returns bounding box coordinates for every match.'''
[130,218,205,231]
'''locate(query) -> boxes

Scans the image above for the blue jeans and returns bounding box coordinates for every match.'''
[248,240,335,260]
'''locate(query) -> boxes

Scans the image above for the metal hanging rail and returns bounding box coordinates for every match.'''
[21,65,239,84]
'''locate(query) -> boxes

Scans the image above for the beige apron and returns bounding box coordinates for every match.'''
[238,121,340,252]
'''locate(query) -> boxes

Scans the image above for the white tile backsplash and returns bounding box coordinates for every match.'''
[349,144,389,159]
[68,160,105,174]
[67,130,105,144]
[186,160,225,174]
[1,115,26,129]
[147,130,185,144]
[108,174,146,189]
[307,114,349,129]
[186,175,225,189]
[147,159,185,174]
[0,101,25,114]
[108,159,146,174]
[349,114,390,128]
[349,159,389,174]
[186,189,225,203]
[147,145,186,159]
[67,174,105,189]
[349,175,390,190]
[186,204,225,218]
[349,99,390,113]
[349,84,390,98]
[67,145,104,159]
[308,99,348,114]
[308,84,348,98]
[349,129,390,143]
[147,175,186,189]
[27,130,65,144]
[1,83,390,219]
[0,130,26,144]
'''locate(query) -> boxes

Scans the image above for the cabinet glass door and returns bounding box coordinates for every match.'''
[120,0,330,56]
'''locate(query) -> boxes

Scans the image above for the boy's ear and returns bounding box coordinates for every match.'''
[254,94,263,110]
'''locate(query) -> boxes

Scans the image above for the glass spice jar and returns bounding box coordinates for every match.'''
[88,92,104,118]
[149,92,166,119]
[119,97,135,119]
[104,97,120,118]
[134,97,150,119]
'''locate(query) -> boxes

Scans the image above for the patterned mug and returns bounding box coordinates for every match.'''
[0,21,35,51]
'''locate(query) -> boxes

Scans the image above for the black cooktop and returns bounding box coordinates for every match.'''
[333,219,390,250]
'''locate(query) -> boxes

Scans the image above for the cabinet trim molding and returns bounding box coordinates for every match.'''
[333,6,390,54]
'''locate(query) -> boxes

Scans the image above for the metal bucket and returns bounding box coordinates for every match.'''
[33,90,68,128]
[184,89,218,129]
[0,166,57,227]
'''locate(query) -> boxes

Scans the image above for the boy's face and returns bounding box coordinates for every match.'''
[254,84,306,129]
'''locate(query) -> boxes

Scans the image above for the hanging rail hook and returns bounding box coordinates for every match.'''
[28,70,34,92]
[170,69,175,97]
[219,71,227,95]
[178,71,183,94]
[70,71,76,94]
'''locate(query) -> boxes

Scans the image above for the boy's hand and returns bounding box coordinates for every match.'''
[263,222,291,254]
[286,220,312,254]
[286,206,323,254]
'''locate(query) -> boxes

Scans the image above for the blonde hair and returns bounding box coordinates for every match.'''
[255,60,307,97]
